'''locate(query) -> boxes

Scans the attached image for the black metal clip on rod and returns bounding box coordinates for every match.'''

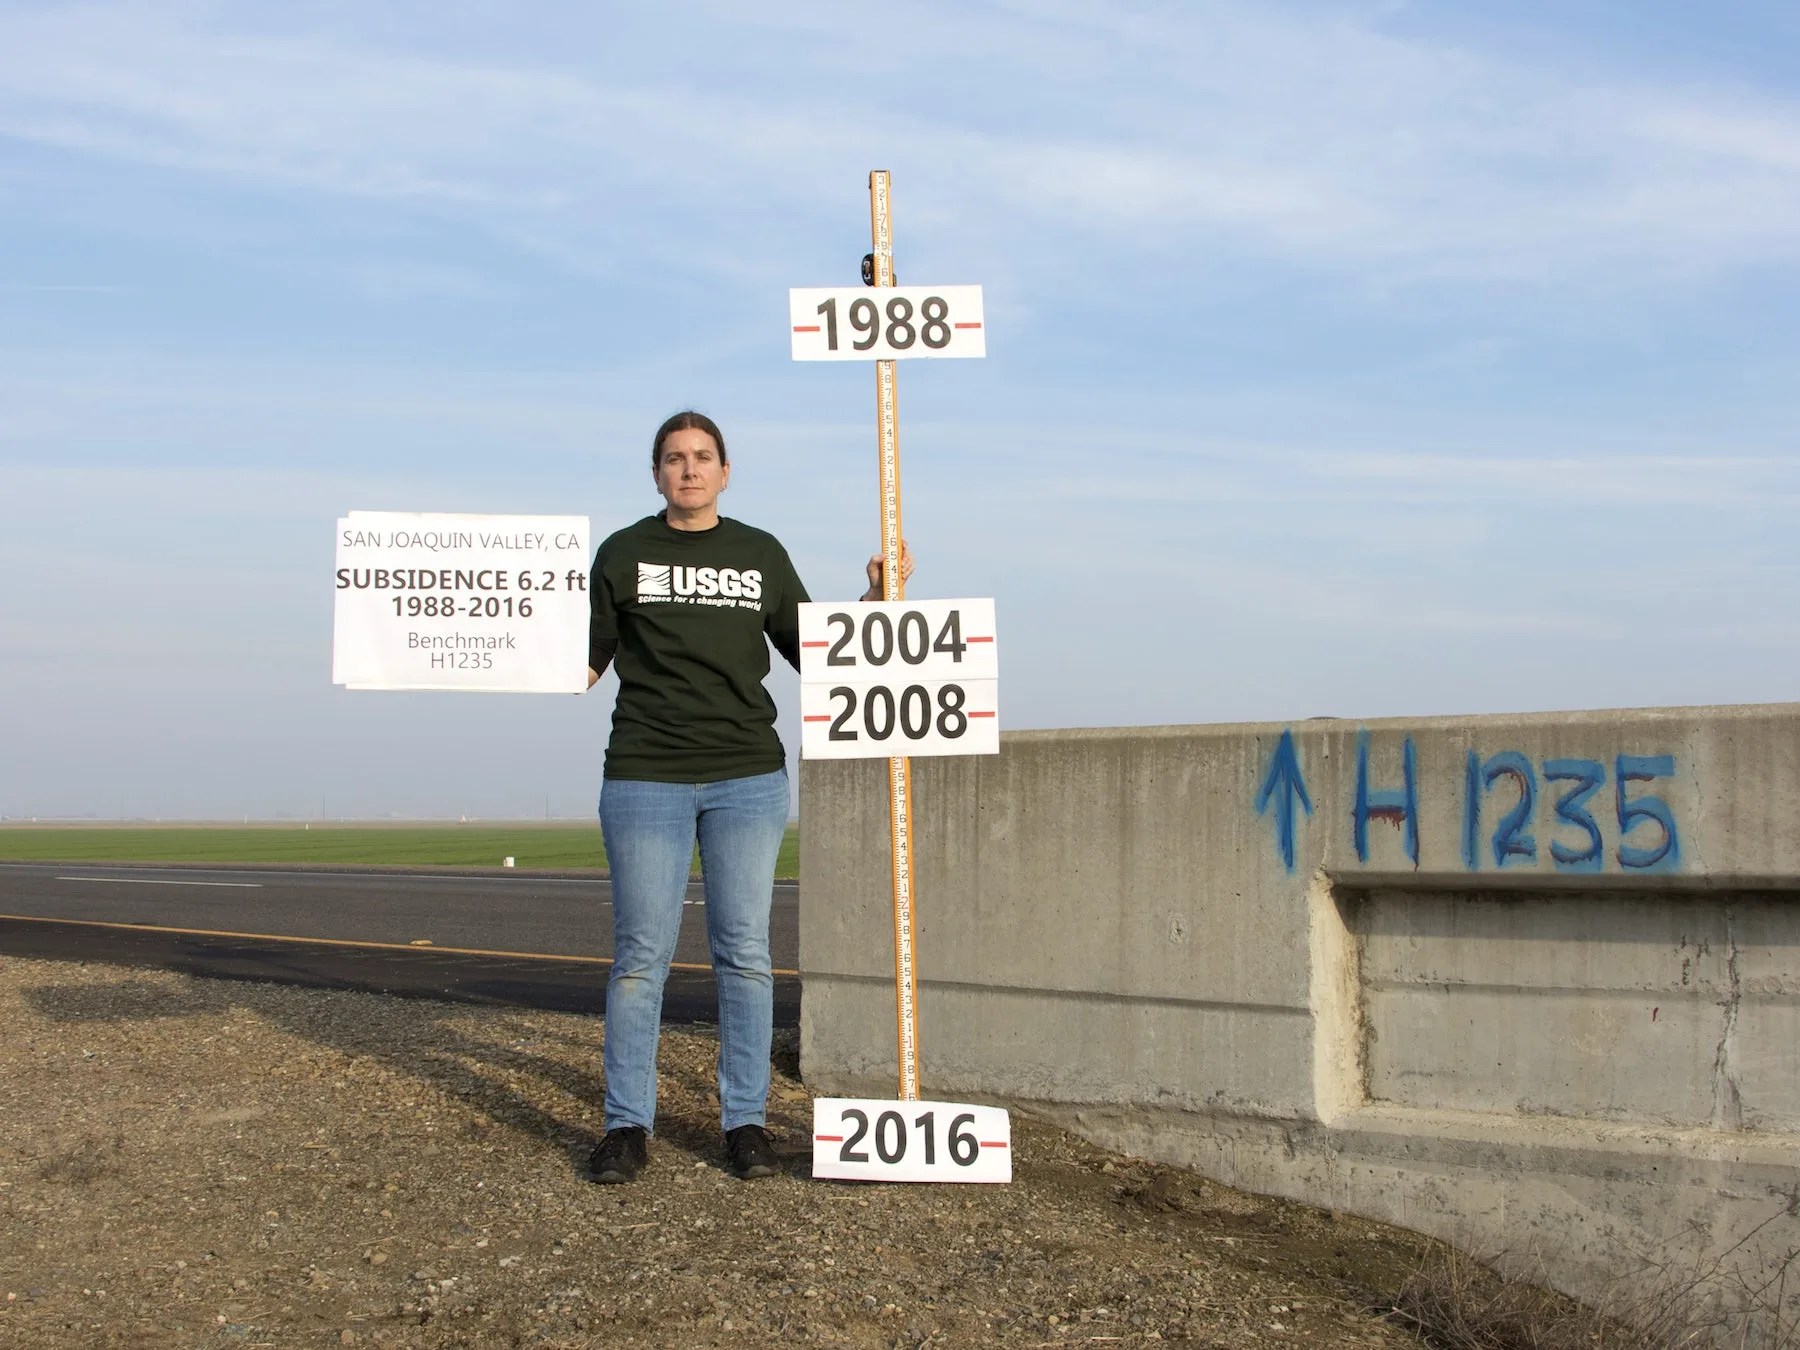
[860,253,897,287]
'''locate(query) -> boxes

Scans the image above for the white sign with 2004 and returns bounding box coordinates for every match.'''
[796,598,998,759]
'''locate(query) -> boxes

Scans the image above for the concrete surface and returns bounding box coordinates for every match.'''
[799,704,1800,1343]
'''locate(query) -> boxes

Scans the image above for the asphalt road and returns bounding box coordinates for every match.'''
[0,862,801,1025]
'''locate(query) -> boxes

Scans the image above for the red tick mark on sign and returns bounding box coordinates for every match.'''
[816,1135,844,1143]
[792,325,821,333]
[968,635,994,643]
[981,1141,1008,1149]
[970,712,996,719]
[954,322,983,330]
[803,715,830,723]
[801,640,827,647]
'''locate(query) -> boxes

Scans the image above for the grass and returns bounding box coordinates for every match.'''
[0,823,802,880]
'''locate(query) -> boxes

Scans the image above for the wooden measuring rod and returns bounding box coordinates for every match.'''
[868,169,921,1101]
[788,171,992,1111]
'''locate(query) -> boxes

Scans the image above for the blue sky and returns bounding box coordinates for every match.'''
[2,0,1796,819]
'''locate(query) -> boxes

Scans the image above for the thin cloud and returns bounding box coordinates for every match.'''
[2,2,1797,283]
[1296,450,1800,509]
[1032,444,1800,512]
[0,281,125,292]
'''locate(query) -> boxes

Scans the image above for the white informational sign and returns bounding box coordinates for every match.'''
[797,598,999,759]
[789,285,985,361]
[332,512,590,693]
[812,1097,1011,1184]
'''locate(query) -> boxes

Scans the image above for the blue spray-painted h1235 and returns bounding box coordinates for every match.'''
[1250,729,1682,874]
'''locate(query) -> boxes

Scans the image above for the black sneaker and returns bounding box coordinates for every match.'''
[587,1126,648,1184]
[724,1124,779,1180]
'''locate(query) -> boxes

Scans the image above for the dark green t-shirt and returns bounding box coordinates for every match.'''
[589,513,809,782]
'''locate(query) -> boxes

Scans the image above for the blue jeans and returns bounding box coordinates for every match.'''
[598,769,789,1134]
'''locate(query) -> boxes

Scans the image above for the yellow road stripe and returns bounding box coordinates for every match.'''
[0,913,801,978]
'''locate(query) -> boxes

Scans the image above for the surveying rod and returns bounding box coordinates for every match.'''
[867,169,922,1102]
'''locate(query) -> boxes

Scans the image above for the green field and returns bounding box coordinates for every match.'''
[0,823,801,880]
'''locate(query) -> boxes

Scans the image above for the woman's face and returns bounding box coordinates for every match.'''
[654,427,730,517]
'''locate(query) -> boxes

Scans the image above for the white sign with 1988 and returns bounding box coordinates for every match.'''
[812,1097,1012,1184]
[789,285,985,361]
[797,598,998,760]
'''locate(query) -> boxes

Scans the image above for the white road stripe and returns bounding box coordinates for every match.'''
[57,876,263,889]
[3,863,799,889]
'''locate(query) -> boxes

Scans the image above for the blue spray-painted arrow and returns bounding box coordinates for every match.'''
[1254,728,1313,872]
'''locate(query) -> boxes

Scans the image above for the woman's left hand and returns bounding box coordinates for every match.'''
[862,540,915,600]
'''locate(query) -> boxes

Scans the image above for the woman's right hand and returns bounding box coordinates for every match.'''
[861,540,915,601]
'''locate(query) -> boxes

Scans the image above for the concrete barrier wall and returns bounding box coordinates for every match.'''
[799,704,1800,1340]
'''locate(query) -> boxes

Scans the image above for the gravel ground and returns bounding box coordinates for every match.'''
[0,957,1443,1349]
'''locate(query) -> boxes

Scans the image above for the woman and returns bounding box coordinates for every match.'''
[584,410,910,1183]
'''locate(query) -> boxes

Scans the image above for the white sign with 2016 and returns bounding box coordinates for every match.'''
[812,1097,1012,1184]
[796,598,999,760]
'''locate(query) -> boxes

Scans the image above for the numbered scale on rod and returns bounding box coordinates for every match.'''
[791,168,1008,1185]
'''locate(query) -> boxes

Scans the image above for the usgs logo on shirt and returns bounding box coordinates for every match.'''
[637,562,764,602]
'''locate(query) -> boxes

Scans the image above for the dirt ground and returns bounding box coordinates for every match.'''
[0,956,1449,1349]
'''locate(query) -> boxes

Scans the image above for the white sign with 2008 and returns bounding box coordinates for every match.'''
[796,598,998,760]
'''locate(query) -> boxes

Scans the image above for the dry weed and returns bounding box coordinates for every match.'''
[35,1133,127,1186]
[1379,1213,1800,1350]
